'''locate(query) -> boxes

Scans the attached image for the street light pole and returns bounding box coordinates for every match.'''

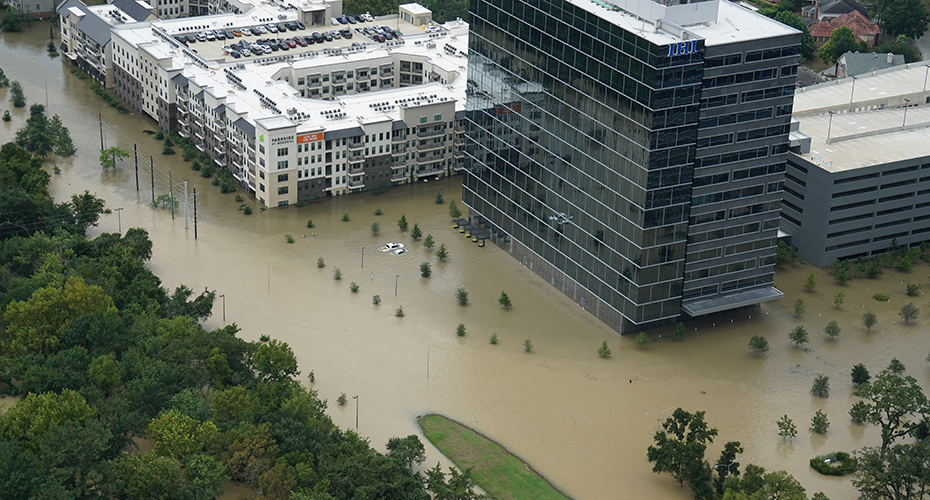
[361,246,365,268]
[268,257,279,291]
[395,274,400,296]
[427,337,437,377]
[352,395,358,430]
[924,65,929,92]
[903,99,911,128]
[219,294,225,323]
[850,76,857,104]
[646,406,676,432]
[114,207,124,234]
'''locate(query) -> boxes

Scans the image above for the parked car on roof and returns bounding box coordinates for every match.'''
[241,47,251,56]
[337,16,348,24]
[285,39,297,48]
[231,50,240,58]
[241,28,252,36]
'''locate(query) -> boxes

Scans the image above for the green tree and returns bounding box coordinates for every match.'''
[872,0,930,38]
[0,388,95,442]
[646,408,719,496]
[789,326,809,347]
[372,295,381,305]
[852,443,930,500]
[803,272,818,292]
[853,366,929,449]
[410,223,422,240]
[812,374,830,398]
[397,214,408,231]
[523,339,533,352]
[99,145,130,170]
[1,8,24,32]
[635,331,649,349]
[69,190,107,234]
[898,302,919,324]
[424,462,487,500]
[820,26,866,72]
[370,221,380,235]
[420,261,432,278]
[852,363,871,386]
[341,212,349,222]
[423,234,435,250]
[435,192,444,204]
[874,34,922,63]
[3,276,116,354]
[253,339,300,383]
[88,353,123,391]
[777,415,797,442]
[147,409,218,460]
[455,323,466,336]
[317,257,325,268]
[498,291,512,308]
[14,105,56,156]
[9,80,25,107]
[349,281,359,292]
[448,199,461,218]
[794,298,805,317]
[673,322,686,341]
[862,311,878,333]
[435,243,448,261]
[598,340,611,357]
[824,320,841,340]
[906,283,921,297]
[456,288,468,305]
[386,435,426,468]
[834,290,846,308]
[333,267,342,280]
[811,410,830,434]
[489,333,498,344]
[749,335,769,356]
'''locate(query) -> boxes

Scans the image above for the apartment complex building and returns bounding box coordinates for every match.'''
[57,0,156,87]
[463,0,799,333]
[781,65,930,267]
[59,0,467,206]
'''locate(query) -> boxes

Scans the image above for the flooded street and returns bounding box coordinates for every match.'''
[4,24,930,500]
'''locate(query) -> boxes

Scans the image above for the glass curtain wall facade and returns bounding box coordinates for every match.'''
[463,0,703,332]
[463,0,799,333]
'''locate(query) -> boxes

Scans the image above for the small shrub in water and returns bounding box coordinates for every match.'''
[350,282,359,293]
[317,257,325,268]
[337,393,347,406]
[285,234,295,243]
[489,333,498,344]
[372,295,381,305]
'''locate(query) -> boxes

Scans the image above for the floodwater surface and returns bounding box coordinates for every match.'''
[3,24,930,500]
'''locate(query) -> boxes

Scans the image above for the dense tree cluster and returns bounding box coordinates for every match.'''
[0,141,478,499]
[15,104,77,158]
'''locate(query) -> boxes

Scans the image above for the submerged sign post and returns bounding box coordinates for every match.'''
[668,40,698,57]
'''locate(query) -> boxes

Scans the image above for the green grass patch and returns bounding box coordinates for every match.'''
[418,414,572,500]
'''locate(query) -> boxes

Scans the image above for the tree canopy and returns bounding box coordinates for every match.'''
[820,26,867,70]
[871,0,930,39]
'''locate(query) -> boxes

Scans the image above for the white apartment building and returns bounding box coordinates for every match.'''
[64,0,467,207]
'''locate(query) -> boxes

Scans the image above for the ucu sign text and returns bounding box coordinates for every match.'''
[668,40,698,57]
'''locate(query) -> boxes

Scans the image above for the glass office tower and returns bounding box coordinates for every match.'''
[463,0,799,333]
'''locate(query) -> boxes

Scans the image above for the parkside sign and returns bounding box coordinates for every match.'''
[668,40,699,57]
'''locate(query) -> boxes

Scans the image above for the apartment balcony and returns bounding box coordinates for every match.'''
[214,120,225,129]
[454,136,464,146]
[347,141,364,151]
[194,130,204,140]
[391,172,407,183]
[348,164,364,175]
[348,178,364,188]
[213,143,226,155]
[177,127,190,138]
[417,141,445,152]
[417,128,445,139]
[178,106,189,115]
[392,146,406,155]
[393,134,406,142]
[347,154,364,164]
[454,149,464,158]
[214,155,227,167]
[415,167,444,178]
[455,125,464,132]
[177,93,188,102]
[392,156,405,166]
[195,142,205,152]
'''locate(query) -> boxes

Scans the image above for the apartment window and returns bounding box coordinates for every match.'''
[277,160,288,170]
[297,77,305,85]
[434,114,442,121]
[260,171,265,179]
[277,147,288,156]
[277,174,288,182]
[260,183,265,192]
[278,186,289,195]
[347,71,354,78]
[420,116,427,124]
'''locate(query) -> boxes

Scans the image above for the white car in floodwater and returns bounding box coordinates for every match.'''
[379,242,404,252]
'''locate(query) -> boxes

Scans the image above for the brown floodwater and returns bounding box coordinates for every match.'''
[4,24,930,500]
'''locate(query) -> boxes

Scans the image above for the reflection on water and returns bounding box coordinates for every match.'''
[4,24,930,500]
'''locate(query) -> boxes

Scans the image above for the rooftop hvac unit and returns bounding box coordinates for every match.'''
[287,108,297,114]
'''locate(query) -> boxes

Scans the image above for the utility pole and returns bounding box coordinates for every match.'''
[99,112,104,152]
[150,155,155,204]
[134,143,139,191]
[193,187,198,240]
[184,181,189,229]
[169,170,175,219]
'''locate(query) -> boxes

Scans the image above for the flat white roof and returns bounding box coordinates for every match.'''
[792,64,930,172]
[567,0,796,47]
[400,3,430,14]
